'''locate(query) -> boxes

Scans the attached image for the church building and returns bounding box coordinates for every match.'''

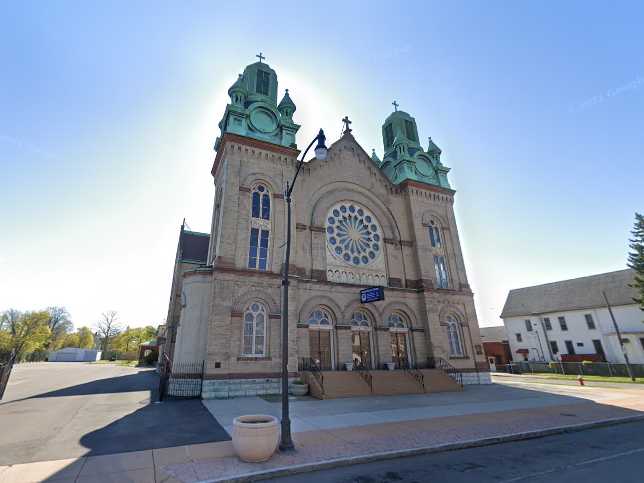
[164,57,490,398]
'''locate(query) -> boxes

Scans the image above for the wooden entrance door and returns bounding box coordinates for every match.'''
[309,330,332,370]
[391,332,409,369]
[352,331,371,369]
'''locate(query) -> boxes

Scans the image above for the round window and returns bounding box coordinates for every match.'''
[325,202,382,267]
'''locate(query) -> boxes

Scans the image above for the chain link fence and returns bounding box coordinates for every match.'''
[497,361,644,378]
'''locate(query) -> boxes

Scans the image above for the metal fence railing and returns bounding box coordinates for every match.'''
[158,356,205,401]
[497,361,644,378]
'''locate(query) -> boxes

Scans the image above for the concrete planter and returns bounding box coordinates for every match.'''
[345,362,354,371]
[232,415,279,462]
[290,382,309,396]
[385,362,396,371]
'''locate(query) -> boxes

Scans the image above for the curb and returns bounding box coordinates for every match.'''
[207,414,644,482]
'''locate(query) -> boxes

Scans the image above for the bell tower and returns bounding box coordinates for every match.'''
[214,54,300,150]
[378,103,451,189]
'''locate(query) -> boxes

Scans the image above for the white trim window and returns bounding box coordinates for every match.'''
[242,302,266,356]
[446,316,464,357]
[248,184,271,271]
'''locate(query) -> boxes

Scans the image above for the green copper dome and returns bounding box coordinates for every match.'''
[378,107,451,189]
[215,58,300,150]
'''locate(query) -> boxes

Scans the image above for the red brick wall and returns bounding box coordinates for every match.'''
[483,341,513,365]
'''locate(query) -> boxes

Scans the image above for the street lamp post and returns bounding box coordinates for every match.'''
[280,129,328,451]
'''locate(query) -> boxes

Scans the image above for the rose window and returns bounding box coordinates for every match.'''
[325,202,382,266]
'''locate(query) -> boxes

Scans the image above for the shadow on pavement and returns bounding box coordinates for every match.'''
[40,381,643,481]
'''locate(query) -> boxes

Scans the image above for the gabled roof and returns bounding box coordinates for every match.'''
[479,326,508,342]
[179,230,210,264]
[501,269,637,318]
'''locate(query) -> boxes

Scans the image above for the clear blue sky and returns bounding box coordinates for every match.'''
[1,1,642,329]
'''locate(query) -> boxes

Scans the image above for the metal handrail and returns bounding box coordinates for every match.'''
[356,368,373,391]
[429,356,463,386]
[405,367,425,390]
[299,357,324,393]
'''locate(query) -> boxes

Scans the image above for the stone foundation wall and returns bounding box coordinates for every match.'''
[461,372,492,385]
[202,378,283,399]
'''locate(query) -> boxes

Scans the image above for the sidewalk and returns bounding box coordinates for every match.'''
[2,381,643,482]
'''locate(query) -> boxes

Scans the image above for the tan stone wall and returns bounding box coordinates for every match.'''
[172,132,486,377]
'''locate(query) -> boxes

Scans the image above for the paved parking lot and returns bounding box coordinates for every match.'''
[0,362,228,465]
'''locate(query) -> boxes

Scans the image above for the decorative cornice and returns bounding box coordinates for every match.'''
[401,179,456,196]
[212,132,299,177]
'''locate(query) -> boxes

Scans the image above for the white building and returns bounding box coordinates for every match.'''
[49,348,102,362]
[501,269,643,364]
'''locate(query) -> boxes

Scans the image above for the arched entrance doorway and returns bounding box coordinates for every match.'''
[350,311,373,369]
[306,308,334,370]
[387,313,411,369]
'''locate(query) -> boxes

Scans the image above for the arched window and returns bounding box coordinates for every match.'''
[251,184,270,220]
[446,316,464,357]
[386,313,406,330]
[248,184,271,271]
[242,302,267,356]
[307,308,333,328]
[351,311,371,330]
[428,220,441,248]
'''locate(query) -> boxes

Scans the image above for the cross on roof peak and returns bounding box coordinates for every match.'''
[256,52,265,63]
[342,116,352,134]
[392,100,399,111]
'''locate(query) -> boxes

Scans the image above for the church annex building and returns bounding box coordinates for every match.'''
[162,57,490,398]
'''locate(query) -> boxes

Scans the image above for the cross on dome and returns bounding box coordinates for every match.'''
[392,100,399,111]
[342,116,352,134]
[256,52,265,63]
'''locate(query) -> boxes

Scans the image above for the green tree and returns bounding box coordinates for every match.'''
[628,212,644,311]
[6,311,51,359]
[77,327,94,349]
[60,332,80,348]
[112,326,156,353]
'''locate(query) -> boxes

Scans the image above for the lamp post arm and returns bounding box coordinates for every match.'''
[286,136,318,199]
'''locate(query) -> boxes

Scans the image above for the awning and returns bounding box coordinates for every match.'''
[516,348,529,354]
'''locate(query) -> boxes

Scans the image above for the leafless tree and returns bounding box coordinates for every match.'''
[95,311,121,353]
[46,306,73,346]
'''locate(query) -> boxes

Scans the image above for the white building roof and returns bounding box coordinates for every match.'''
[501,269,637,319]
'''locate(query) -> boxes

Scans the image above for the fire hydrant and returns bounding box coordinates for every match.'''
[577,375,585,386]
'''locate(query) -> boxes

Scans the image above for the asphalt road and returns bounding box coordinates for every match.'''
[269,420,644,483]
[0,362,229,465]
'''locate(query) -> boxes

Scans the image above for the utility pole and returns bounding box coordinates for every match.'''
[602,291,635,382]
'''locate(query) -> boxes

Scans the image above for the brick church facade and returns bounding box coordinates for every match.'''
[163,58,490,398]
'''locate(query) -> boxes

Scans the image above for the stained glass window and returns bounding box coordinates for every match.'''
[325,202,382,267]
[249,184,271,270]
[447,316,463,357]
[243,302,266,355]
[428,221,441,248]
